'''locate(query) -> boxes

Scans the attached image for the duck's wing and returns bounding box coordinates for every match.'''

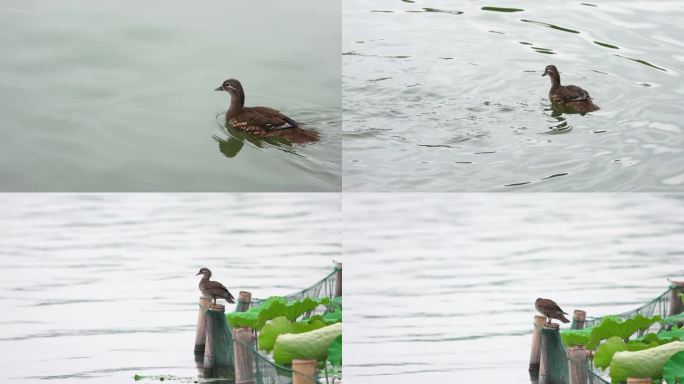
[538,298,566,314]
[244,107,299,131]
[205,280,231,297]
[563,85,591,102]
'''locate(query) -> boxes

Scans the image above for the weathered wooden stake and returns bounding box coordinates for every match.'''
[236,291,252,313]
[669,281,684,317]
[194,297,212,354]
[568,346,589,384]
[529,315,546,378]
[571,310,586,330]
[292,359,317,384]
[626,378,651,384]
[233,327,255,384]
[334,263,342,298]
[203,304,225,370]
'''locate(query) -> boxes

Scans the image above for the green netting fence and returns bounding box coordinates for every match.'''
[203,267,340,384]
[543,283,682,384]
[250,267,339,314]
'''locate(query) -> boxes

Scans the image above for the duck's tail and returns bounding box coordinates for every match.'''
[270,127,320,145]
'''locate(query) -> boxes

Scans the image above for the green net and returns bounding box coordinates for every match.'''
[540,327,569,384]
[204,308,235,379]
[251,267,339,314]
[201,267,339,383]
[584,288,672,335]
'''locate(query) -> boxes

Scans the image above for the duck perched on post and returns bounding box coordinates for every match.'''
[196,268,235,306]
[542,65,600,114]
[535,298,570,325]
[215,78,319,144]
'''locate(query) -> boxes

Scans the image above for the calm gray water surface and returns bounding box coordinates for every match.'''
[0,194,341,383]
[343,0,684,191]
[344,194,684,383]
[0,1,341,191]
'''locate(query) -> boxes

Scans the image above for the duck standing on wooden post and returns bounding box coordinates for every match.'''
[535,297,570,325]
[196,268,236,307]
[215,78,320,144]
[542,65,600,115]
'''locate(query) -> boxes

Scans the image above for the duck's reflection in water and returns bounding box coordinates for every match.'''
[544,106,573,134]
[213,125,301,159]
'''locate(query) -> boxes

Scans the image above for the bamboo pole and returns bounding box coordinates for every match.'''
[529,315,546,379]
[203,304,226,370]
[292,359,317,384]
[194,297,211,355]
[233,327,255,384]
[571,310,586,330]
[669,281,684,317]
[236,291,252,313]
[334,263,342,298]
[568,346,589,384]
[626,378,651,384]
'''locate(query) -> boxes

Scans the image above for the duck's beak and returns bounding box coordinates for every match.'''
[214,86,224,91]
[196,272,201,275]
[542,72,547,77]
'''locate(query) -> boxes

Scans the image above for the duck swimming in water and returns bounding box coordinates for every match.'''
[215,78,319,144]
[542,65,600,115]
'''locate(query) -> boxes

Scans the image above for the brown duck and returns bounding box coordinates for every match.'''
[215,78,319,144]
[535,298,570,325]
[196,268,235,306]
[542,65,599,114]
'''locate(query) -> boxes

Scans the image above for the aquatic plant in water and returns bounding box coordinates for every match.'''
[226,296,331,330]
[560,312,684,382]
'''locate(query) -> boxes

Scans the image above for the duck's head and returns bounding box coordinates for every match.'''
[196,267,212,278]
[215,78,245,106]
[542,65,559,79]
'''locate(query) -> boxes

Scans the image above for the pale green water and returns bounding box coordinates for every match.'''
[0,0,341,191]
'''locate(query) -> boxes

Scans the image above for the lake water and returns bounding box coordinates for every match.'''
[343,193,684,383]
[0,194,341,383]
[343,0,684,191]
[0,1,341,192]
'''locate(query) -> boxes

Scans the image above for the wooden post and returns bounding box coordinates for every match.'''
[203,304,226,370]
[571,310,586,330]
[568,346,589,384]
[529,315,546,379]
[233,327,255,384]
[194,297,211,355]
[236,291,252,313]
[626,379,651,384]
[334,263,342,298]
[292,359,317,384]
[669,281,684,317]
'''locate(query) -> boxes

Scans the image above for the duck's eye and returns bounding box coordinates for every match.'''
[223,82,230,88]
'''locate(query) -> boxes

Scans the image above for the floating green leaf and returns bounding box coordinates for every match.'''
[561,328,593,346]
[610,341,684,383]
[273,322,343,365]
[664,350,684,384]
[227,296,331,330]
[664,313,684,325]
[327,335,342,368]
[258,316,328,353]
[657,327,684,341]
[561,314,662,349]
[595,337,659,369]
